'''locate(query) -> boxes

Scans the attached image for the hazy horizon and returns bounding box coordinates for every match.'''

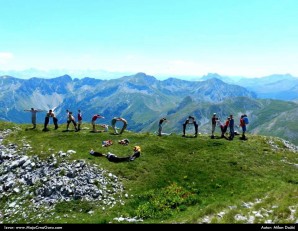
[0,68,296,81]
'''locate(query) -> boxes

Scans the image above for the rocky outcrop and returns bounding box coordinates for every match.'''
[0,129,127,223]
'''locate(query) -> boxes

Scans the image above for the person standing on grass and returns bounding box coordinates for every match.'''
[24,108,45,129]
[239,115,247,140]
[211,113,219,138]
[228,114,234,140]
[220,117,230,138]
[65,109,70,128]
[52,110,59,130]
[77,109,82,130]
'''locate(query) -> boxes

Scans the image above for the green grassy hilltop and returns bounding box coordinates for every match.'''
[1,121,297,224]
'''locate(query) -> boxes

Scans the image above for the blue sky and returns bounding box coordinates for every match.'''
[0,0,297,79]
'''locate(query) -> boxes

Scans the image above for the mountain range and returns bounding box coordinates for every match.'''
[0,72,297,145]
[200,73,298,101]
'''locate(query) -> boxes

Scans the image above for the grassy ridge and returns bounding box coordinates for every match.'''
[1,121,298,224]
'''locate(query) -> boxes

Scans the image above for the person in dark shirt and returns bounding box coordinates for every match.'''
[239,115,247,140]
[182,116,198,137]
[43,109,58,131]
[77,109,83,131]
[228,114,234,140]
[158,118,167,136]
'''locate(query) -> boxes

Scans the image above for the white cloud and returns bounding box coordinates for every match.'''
[0,52,14,64]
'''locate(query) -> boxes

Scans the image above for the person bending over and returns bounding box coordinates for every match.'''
[111,117,128,134]
[182,116,198,137]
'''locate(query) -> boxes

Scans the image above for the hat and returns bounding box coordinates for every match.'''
[213,113,216,115]
[134,146,141,152]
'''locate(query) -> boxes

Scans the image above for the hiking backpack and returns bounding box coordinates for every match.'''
[243,116,249,125]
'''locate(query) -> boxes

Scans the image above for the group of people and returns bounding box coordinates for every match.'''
[24,108,128,134]
[43,109,59,131]
[212,113,248,140]
[24,108,65,131]
[158,116,199,137]
[157,113,249,140]
[90,145,141,163]
[24,108,250,164]
[24,108,140,163]
[91,116,127,134]
[182,116,199,137]
[24,108,248,140]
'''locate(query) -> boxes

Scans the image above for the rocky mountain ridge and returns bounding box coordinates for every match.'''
[0,73,297,144]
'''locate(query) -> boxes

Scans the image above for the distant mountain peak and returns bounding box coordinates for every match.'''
[134,72,147,77]
[52,74,72,82]
[205,73,222,78]
[133,72,156,80]
[62,74,72,78]
[201,73,223,81]
[120,72,157,85]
